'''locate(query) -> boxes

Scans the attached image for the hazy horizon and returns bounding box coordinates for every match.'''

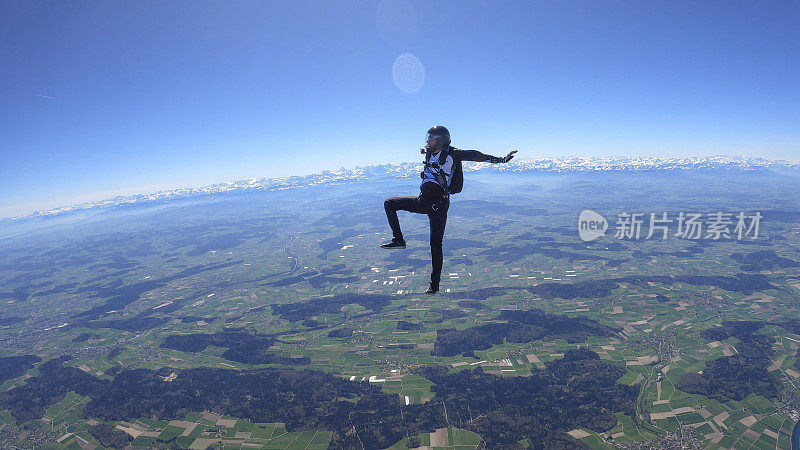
[3,152,799,221]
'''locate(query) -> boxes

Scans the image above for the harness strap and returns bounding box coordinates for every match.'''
[425,149,452,195]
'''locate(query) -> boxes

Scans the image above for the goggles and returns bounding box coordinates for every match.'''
[425,132,440,149]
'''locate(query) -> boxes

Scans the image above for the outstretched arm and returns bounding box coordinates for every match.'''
[451,148,517,163]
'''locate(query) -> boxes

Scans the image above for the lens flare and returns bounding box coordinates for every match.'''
[392,53,424,94]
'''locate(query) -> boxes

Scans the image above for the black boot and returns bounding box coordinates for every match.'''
[424,283,439,295]
[380,238,406,249]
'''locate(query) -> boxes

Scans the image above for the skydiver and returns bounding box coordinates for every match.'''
[381,126,517,294]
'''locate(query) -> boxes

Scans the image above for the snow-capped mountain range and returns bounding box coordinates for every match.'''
[5,155,799,222]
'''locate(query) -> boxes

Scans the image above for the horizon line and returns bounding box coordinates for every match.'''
[3,153,799,223]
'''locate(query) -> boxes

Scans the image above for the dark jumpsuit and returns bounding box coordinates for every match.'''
[383,148,499,287]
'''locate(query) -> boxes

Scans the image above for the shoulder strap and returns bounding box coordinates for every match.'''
[437,148,448,166]
[436,149,453,195]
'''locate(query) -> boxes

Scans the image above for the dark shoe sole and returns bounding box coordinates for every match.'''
[425,288,439,295]
[380,244,406,249]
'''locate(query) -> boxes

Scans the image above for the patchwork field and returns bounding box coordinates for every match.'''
[2,170,800,448]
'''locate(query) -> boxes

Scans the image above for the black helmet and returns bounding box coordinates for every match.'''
[425,125,450,150]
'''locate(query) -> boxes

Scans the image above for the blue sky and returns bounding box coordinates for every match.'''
[1,0,799,218]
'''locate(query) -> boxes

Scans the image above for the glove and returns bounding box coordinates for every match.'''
[490,151,517,163]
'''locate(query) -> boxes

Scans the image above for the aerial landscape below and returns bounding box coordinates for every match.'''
[2,162,800,448]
